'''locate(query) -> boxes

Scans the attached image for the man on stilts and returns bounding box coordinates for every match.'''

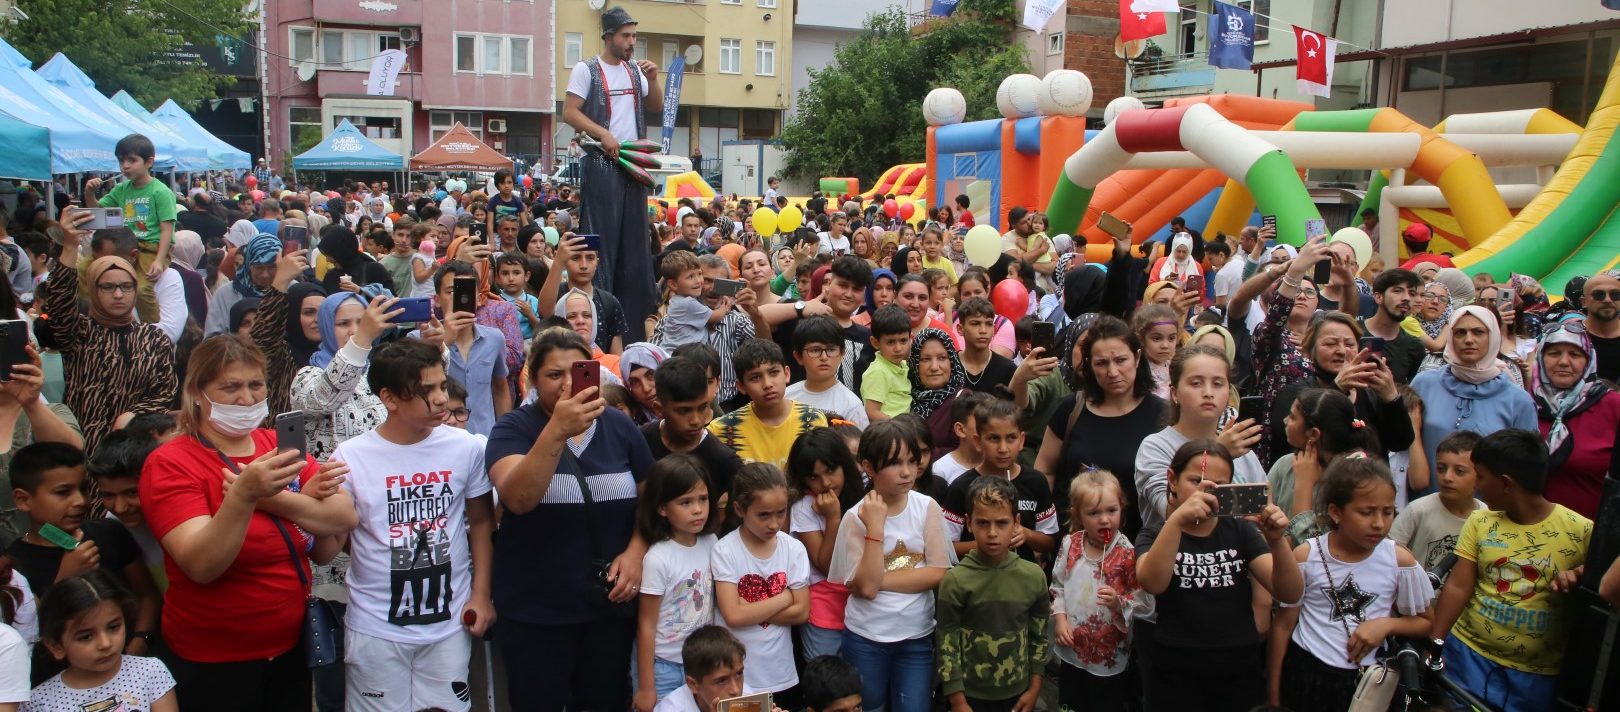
[563,5,662,341]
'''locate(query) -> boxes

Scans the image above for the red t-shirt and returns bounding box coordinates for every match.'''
[140,429,318,662]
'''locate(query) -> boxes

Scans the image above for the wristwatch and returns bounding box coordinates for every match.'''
[129,631,153,643]
[794,300,806,318]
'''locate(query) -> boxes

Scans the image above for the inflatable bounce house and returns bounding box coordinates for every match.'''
[914,56,1620,298]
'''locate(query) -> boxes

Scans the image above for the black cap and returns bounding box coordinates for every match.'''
[601,6,637,36]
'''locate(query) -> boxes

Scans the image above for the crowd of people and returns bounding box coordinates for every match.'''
[0,127,1614,712]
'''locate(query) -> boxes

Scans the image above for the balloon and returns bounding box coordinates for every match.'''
[521,175,533,188]
[776,206,804,234]
[676,182,702,199]
[543,226,560,246]
[244,175,257,188]
[991,279,1030,323]
[883,199,898,218]
[249,189,265,201]
[898,202,915,220]
[752,207,778,236]
[964,224,1002,267]
[666,207,678,227]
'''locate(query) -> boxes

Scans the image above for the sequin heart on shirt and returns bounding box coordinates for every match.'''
[736,572,788,628]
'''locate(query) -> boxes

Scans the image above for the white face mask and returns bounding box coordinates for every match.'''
[207,397,268,437]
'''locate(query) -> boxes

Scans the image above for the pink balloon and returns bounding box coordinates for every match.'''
[883,199,898,218]
[244,175,257,188]
[250,189,265,201]
[991,279,1029,322]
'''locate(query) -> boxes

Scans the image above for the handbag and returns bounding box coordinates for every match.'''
[1317,538,1399,712]
[558,439,637,619]
[203,438,342,668]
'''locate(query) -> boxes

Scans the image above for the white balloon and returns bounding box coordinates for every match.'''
[1038,69,1094,118]
[922,87,968,126]
[995,74,1042,119]
[1103,96,1147,125]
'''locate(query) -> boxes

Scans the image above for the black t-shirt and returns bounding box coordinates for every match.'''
[1358,318,1425,384]
[5,519,140,595]
[1134,518,1269,648]
[177,210,229,245]
[962,352,1016,397]
[773,317,872,395]
[640,420,743,497]
[1593,332,1620,384]
[1049,394,1165,538]
[487,194,527,221]
[940,468,1057,561]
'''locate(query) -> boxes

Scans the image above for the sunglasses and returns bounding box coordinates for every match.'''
[1589,289,1620,302]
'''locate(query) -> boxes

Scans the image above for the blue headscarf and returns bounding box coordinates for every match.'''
[865,268,897,314]
[310,292,370,368]
[233,233,282,298]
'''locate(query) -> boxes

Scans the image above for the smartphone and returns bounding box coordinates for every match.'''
[1360,336,1387,355]
[1497,290,1514,308]
[389,296,434,324]
[452,276,477,316]
[38,523,79,550]
[275,411,307,461]
[1031,321,1056,355]
[717,693,773,712]
[711,278,744,297]
[1237,395,1266,425]
[1184,273,1204,295]
[83,207,124,230]
[1213,483,1270,518]
[282,225,308,252]
[1097,211,1129,240]
[571,360,600,398]
[1261,214,1277,231]
[576,233,602,252]
[0,319,27,381]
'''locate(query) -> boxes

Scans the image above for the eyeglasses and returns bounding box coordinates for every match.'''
[445,408,471,423]
[1542,320,1587,336]
[1590,289,1620,302]
[801,346,841,358]
[96,282,137,295]
[1421,291,1449,300]
[1298,288,1319,299]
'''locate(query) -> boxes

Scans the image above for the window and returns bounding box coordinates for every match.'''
[719,38,741,74]
[662,41,679,72]
[431,110,484,143]
[1180,2,1198,55]
[565,33,583,67]
[321,32,344,66]
[758,0,775,7]
[289,27,315,65]
[1048,32,1063,55]
[755,41,774,76]
[288,106,322,154]
[315,30,401,70]
[635,39,648,61]
[453,33,534,75]
[721,0,740,5]
[332,115,402,139]
[1237,0,1270,43]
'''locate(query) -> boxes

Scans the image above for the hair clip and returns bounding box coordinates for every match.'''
[1350,419,1366,429]
[1199,451,1208,476]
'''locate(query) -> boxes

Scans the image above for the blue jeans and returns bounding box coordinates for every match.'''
[1444,634,1559,712]
[653,658,685,700]
[801,624,843,662]
[839,630,933,712]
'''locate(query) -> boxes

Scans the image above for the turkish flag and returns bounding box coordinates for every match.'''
[1120,0,1167,41]
[1295,26,1329,84]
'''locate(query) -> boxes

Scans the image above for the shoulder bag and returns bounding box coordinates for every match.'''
[1317,538,1398,712]
[558,437,637,619]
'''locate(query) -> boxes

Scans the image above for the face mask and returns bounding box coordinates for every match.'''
[208,397,268,437]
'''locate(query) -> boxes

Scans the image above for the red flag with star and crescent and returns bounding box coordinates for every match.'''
[1120,0,1168,41]
[1294,25,1338,96]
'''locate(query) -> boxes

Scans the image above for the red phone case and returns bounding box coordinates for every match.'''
[571,361,599,397]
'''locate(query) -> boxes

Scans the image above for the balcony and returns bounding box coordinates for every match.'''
[621,0,708,38]
[1129,51,1216,99]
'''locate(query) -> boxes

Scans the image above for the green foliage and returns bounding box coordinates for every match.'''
[780,0,1029,185]
[3,0,252,107]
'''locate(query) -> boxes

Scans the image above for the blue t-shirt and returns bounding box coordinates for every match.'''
[499,291,541,340]
[252,218,281,237]
[485,405,652,624]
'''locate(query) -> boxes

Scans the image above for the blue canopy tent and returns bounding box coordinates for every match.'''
[0,113,52,181]
[37,54,211,172]
[0,37,119,173]
[146,97,252,170]
[292,119,405,188]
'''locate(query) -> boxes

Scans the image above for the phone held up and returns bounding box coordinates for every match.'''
[1213,483,1269,518]
[571,360,600,399]
[452,276,477,317]
[1306,219,1332,286]
[275,411,307,461]
[1030,321,1056,356]
[0,319,27,381]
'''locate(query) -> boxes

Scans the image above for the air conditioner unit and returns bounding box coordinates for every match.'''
[488,119,508,134]
[399,27,421,43]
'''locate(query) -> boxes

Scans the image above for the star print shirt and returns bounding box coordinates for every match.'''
[1283,536,1432,670]
[711,530,810,693]
[1450,504,1591,675]
[829,490,952,644]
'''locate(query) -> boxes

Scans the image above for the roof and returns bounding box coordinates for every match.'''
[293,119,405,171]
[409,123,509,172]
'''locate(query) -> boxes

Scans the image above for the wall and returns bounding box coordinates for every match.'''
[789,27,852,117]
[1064,0,1127,112]
[1382,0,1616,50]
[1211,0,1376,105]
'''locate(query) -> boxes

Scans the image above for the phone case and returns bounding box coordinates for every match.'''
[275,411,306,458]
[571,361,599,397]
[38,523,79,550]
[1214,484,1269,517]
[717,693,772,712]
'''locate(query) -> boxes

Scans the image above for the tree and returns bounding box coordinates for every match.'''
[780,0,1029,184]
[4,0,253,107]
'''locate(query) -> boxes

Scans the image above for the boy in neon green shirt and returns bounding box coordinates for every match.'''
[860,305,912,422]
[84,134,175,324]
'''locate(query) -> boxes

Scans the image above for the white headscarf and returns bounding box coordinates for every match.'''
[555,287,599,347]
[1444,305,1504,385]
[225,219,257,249]
[1156,233,1200,281]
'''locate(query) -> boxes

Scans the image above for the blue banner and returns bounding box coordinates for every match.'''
[1210,1,1255,70]
[660,56,686,154]
[929,0,960,16]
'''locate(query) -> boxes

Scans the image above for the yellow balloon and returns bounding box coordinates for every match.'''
[776,206,804,234]
[751,207,778,237]
[964,224,1002,267]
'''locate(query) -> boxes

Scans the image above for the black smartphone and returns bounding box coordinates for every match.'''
[571,360,600,398]
[0,319,27,381]
[577,233,602,252]
[711,278,744,297]
[282,225,308,252]
[1360,336,1387,355]
[1312,258,1332,287]
[389,296,434,324]
[452,276,477,316]
[468,222,487,242]
[274,410,307,461]
[1213,483,1269,517]
[1031,321,1056,355]
[1261,214,1277,231]
[1237,395,1266,425]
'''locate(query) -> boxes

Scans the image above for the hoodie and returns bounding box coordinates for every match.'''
[936,548,1050,702]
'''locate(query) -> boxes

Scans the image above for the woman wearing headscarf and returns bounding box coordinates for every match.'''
[909,327,968,460]
[892,245,923,277]
[854,268,897,327]
[169,229,210,327]
[557,288,621,375]
[317,226,395,295]
[43,214,177,454]
[206,232,281,337]
[1409,305,1538,496]
[291,292,401,462]
[224,219,258,249]
[1153,233,1202,283]
[1532,323,1620,519]
[617,342,669,425]
[444,236,526,398]
[228,298,260,337]
[364,196,392,231]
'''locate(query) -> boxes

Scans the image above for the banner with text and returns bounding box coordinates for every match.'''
[661,56,687,154]
[1209,1,1255,70]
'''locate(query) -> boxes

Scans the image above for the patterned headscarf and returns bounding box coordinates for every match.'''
[907,328,965,419]
[1058,314,1097,391]
[618,342,670,386]
[1531,324,1610,472]
[233,233,282,298]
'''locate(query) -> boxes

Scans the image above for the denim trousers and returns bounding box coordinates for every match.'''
[839,630,934,712]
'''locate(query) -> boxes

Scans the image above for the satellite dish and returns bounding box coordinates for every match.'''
[683,44,703,65]
[296,60,317,82]
[1114,35,1145,59]
[587,0,605,9]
